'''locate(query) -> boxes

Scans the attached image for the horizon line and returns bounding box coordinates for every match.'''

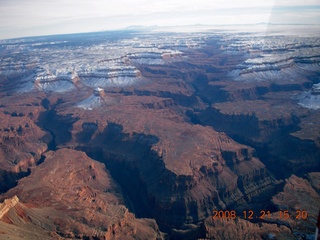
[1,23,319,41]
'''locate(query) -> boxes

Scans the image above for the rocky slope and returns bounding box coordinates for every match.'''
[204,217,293,240]
[0,93,50,193]
[0,149,163,240]
[201,175,320,240]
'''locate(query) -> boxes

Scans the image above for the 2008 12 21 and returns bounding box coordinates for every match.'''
[212,210,308,220]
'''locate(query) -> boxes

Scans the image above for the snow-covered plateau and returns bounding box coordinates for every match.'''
[0,28,319,110]
[0,31,188,95]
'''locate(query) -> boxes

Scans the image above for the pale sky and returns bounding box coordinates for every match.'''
[0,0,319,39]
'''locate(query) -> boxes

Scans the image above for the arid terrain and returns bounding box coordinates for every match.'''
[0,27,319,239]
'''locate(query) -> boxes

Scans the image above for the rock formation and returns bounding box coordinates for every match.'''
[271,174,320,235]
[204,217,292,240]
[0,196,19,219]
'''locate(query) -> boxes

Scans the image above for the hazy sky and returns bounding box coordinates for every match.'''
[0,0,319,39]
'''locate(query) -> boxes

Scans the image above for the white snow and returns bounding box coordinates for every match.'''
[298,90,320,110]
[76,94,105,110]
[35,80,75,93]
[82,76,140,88]
[130,58,165,65]
[1,29,319,99]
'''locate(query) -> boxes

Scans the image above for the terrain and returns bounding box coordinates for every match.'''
[0,26,319,239]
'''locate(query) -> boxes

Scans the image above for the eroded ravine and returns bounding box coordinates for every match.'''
[35,106,280,239]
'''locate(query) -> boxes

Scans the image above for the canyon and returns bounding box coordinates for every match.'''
[0,26,319,239]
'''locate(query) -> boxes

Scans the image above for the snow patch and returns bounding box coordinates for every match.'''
[298,89,320,110]
[76,94,106,110]
[35,80,75,93]
[82,76,140,88]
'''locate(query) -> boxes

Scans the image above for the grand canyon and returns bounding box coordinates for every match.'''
[0,26,319,239]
